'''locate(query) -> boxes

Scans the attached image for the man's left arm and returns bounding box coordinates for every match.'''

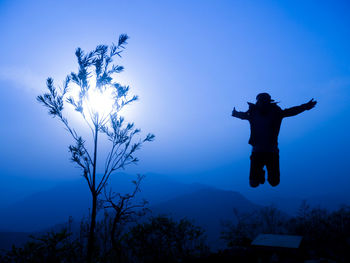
[282,98,317,118]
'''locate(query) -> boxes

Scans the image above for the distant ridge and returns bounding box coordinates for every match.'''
[0,174,262,250]
[0,173,207,232]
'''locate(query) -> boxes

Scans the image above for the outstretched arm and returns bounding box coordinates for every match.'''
[282,98,317,118]
[232,107,249,120]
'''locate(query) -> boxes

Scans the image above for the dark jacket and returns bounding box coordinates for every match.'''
[233,102,309,152]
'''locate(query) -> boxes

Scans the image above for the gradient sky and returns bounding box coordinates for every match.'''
[1,0,349,204]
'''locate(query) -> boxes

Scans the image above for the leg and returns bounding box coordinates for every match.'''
[266,153,280,187]
[249,152,266,188]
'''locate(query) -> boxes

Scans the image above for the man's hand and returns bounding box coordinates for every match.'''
[304,98,317,110]
[232,107,237,117]
[232,107,249,120]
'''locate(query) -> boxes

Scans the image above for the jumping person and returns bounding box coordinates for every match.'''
[232,93,317,187]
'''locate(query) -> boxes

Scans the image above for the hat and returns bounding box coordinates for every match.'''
[256,93,275,102]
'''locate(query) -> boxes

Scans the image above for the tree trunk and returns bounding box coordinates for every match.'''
[87,193,97,262]
[87,125,99,263]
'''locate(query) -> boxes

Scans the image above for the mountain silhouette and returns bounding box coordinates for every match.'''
[0,174,260,250]
[0,173,206,232]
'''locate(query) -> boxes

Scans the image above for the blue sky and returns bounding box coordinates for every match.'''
[0,0,349,203]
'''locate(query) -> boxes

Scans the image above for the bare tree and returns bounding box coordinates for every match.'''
[37,34,154,262]
[102,174,149,261]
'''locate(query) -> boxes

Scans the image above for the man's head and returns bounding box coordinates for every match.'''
[256,93,274,105]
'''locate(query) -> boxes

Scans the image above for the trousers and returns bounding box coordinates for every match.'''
[249,152,280,187]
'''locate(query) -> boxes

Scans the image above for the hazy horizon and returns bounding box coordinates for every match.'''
[1,0,350,214]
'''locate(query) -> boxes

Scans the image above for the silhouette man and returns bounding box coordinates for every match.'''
[232,93,317,187]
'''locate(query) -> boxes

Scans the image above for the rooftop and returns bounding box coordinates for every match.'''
[251,234,303,249]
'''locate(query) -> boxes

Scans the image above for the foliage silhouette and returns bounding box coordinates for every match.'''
[221,206,287,247]
[124,215,209,263]
[1,228,82,263]
[3,203,350,262]
[37,34,154,262]
[1,214,209,262]
[221,203,350,262]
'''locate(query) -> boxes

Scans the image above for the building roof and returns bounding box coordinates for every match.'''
[251,234,303,249]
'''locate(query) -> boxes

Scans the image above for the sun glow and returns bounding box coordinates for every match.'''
[66,79,119,128]
[82,85,116,124]
[66,73,137,130]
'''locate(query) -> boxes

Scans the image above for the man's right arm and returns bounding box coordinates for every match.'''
[232,107,249,120]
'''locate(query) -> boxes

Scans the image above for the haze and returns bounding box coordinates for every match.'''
[1,0,349,209]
